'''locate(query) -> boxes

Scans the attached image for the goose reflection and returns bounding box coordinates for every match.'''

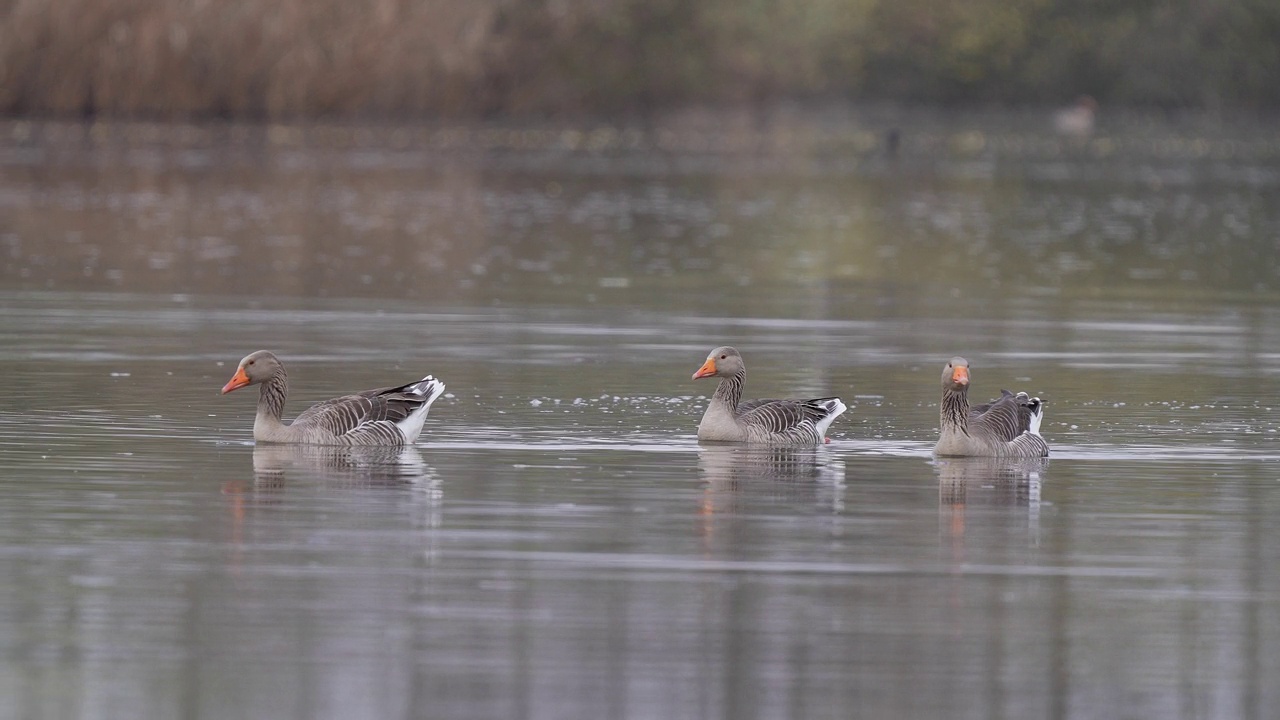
[935,456,1047,548]
[252,444,438,489]
[221,445,443,576]
[697,445,846,517]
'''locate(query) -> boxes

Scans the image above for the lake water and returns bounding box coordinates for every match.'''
[2,113,1280,719]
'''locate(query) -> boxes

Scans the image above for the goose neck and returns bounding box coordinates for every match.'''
[941,387,969,435]
[256,369,289,423]
[712,371,745,412]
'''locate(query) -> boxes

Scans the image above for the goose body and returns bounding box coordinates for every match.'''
[221,351,445,446]
[935,357,1048,458]
[693,346,846,446]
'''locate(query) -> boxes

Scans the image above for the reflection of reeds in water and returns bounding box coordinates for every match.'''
[698,445,846,515]
[252,444,437,489]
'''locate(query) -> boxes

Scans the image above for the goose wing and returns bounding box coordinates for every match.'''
[737,397,844,435]
[968,390,1025,443]
[293,381,429,438]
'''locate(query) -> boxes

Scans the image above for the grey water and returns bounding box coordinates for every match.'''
[3,113,1280,719]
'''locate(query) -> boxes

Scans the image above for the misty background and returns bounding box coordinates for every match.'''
[4,0,1278,119]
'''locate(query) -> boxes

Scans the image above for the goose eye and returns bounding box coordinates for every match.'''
[720,354,727,360]
[247,360,255,366]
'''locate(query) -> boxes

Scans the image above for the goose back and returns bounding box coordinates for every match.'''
[969,390,1026,442]
[289,377,446,445]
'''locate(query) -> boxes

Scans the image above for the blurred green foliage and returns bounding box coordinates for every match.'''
[2,0,1278,118]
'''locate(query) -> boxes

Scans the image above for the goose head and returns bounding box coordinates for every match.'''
[693,346,745,380]
[222,350,282,394]
[942,356,970,393]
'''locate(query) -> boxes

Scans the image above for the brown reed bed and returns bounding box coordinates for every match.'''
[3,0,1277,120]
[1,0,504,118]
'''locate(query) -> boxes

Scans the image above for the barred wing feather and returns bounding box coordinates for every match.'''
[293,380,435,440]
[737,397,845,443]
[969,391,1025,443]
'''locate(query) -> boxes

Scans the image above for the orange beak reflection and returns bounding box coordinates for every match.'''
[221,367,251,394]
[692,358,717,380]
[951,366,970,386]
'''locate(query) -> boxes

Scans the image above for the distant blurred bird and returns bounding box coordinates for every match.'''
[1053,95,1098,137]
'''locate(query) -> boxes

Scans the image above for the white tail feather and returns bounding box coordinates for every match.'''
[1027,397,1044,435]
[814,398,848,438]
[396,376,446,443]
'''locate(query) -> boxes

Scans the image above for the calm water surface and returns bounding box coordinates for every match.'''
[2,114,1280,719]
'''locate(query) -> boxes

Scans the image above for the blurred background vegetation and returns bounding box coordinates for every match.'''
[3,0,1278,119]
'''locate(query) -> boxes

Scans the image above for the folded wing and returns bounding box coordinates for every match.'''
[294,380,437,442]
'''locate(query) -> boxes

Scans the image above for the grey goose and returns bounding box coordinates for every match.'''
[692,346,846,446]
[221,350,445,446]
[935,357,1048,458]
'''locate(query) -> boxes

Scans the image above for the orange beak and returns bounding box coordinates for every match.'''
[221,367,251,394]
[951,366,969,386]
[692,358,717,380]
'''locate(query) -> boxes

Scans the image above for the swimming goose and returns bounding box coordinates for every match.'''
[935,357,1048,457]
[692,346,846,446]
[220,350,445,446]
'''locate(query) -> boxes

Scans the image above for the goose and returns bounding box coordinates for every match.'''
[220,350,445,446]
[935,357,1048,457]
[692,346,846,446]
